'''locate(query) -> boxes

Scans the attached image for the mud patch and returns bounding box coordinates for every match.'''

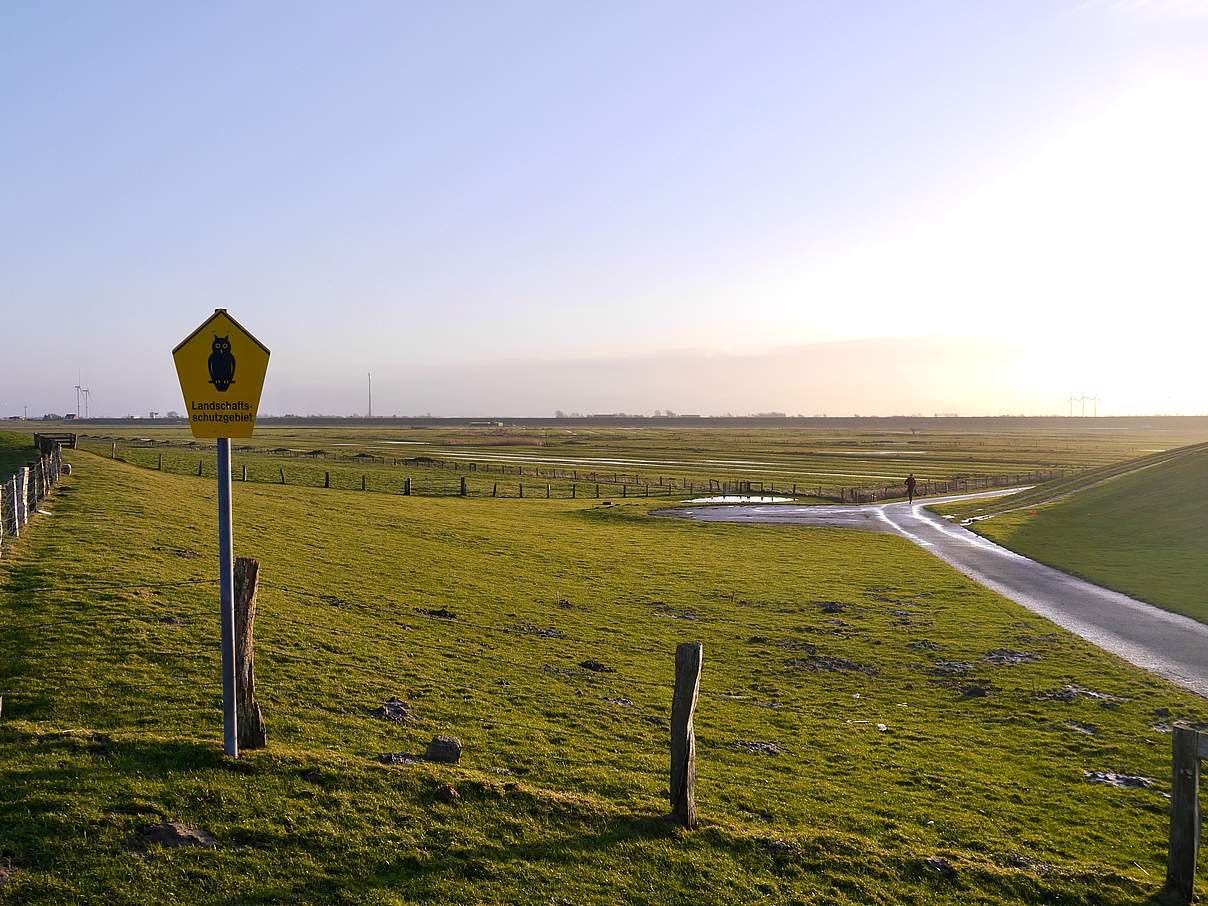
[929,661,974,677]
[371,699,413,723]
[1040,684,1127,705]
[816,601,848,614]
[732,740,783,756]
[416,607,456,620]
[513,622,564,639]
[786,655,877,676]
[135,822,216,850]
[1084,770,1154,789]
[984,649,1038,666]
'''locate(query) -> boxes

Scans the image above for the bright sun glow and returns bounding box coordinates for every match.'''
[758,75,1208,414]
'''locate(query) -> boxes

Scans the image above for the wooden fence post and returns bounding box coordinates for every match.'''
[111,442,116,458]
[5,476,17,538]
[280,468,286,485]
[158,453,163,470]
[404,477,412,496]
[571,484,576,499]
[233,557,267,750]
[325,472,331,488]
[595,483,600,498]
[197,460,203,477]
[519,483,524,498]
[361,475,367,491]
[242,465,247,481]
[16,468,28,528]
[460,476,467,497]
[670,641,702,829]
[492,482,498,497]
[546,484,550,498]
[622,485,627,498]
[1165,726,1202,904]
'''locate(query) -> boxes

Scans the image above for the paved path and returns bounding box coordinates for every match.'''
[664,491,1208,697]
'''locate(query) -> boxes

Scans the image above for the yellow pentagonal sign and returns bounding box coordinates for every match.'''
[173,310,270,438]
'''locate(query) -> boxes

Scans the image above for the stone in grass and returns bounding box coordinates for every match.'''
[434,783,460,803]
[579,659,616,673]
[424,736,463,764]
[138,822,216,849]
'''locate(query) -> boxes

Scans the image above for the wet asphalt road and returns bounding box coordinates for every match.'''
[665,491,1208,697]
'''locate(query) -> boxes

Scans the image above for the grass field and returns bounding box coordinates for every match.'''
[0,432,36,479]
[0,441,1203,903]
[940,443,1208,625]
[27,417,1208,500]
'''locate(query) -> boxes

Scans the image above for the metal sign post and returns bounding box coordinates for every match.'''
[173,310,270,758]
[217,437,238,757]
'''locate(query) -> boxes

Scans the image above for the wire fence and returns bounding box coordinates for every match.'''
[80,438,1066,504]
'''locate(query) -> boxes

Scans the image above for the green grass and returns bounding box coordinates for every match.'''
[0,431,36,479]
[0,450,1201,903]
[42,418,1208,500]
[946,444,1208,624]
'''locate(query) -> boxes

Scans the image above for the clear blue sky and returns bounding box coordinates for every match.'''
[3,1,1206,417]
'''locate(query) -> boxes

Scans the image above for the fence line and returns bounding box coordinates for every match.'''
[0,437,67,558]
[80,435,1068,496]
[83,439,1065,504]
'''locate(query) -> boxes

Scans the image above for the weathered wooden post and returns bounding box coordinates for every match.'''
[324,471,331,488]
[546,483,550,498]
[1165,726,1203,904]
[622,484,627,498]
[492,482,498,497]
[519,483,524,498]
[460,476,467,497]
[670,641,702,829]
[198,460,203,477]
[361,475,367,491]
[404,477,412,496]
[111,442,116,458]
[280,467,286,485]
[158,453,163,470]
[5,476,18,538]
[233,557,267,750]
[16,468,28,528]
[595,482,600,498]
[571,484,576,499]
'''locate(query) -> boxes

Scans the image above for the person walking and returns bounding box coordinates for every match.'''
[905,473,917,504]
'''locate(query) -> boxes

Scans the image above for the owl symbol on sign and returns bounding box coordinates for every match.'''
[208,334,236,391]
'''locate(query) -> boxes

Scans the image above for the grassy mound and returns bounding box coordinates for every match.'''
[0,452,1200,903]
[949,443,1208,623]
